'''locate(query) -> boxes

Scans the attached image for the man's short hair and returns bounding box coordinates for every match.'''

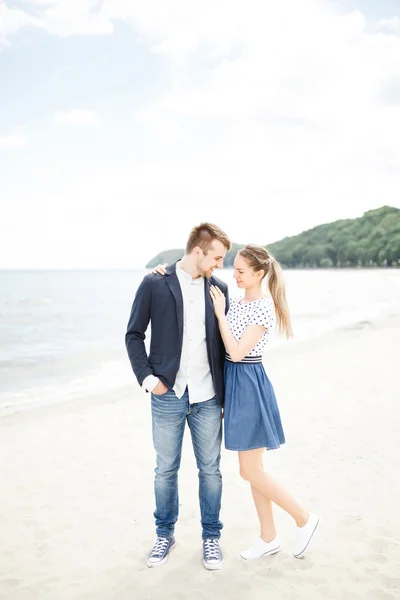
[186,223,232,255]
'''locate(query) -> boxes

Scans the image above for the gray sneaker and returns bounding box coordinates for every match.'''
[147,536,176,568]
[203,538,223,570]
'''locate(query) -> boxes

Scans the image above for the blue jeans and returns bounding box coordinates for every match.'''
[151,389,223,540]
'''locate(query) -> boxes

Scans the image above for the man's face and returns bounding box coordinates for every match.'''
[196,240,227,278]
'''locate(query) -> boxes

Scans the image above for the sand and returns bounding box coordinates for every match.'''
[0,316,399,600]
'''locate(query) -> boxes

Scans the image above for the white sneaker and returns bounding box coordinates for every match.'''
[293,513,320,558]
[240,536,281,560]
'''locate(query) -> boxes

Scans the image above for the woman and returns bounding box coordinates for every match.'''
[209,244,319,560]
[152,245,320,560]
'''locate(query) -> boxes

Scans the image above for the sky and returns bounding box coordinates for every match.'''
[1,0,400,268]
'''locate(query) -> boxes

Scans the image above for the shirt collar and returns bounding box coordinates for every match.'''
[176,261,204,285]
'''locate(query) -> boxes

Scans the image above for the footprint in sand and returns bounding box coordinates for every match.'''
[373,553,390,565]
[365,590,397,600]
[368,538,392,554]
[0,579,20,589]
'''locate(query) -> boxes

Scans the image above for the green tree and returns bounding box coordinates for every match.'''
[146,206,400,269]
[320,257,333,268]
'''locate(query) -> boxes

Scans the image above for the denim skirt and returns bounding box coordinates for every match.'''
[224,359,285,451]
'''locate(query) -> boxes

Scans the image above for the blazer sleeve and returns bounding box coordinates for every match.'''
[224,282,230,315]
[218,281,230,366]
[125,276,154,386]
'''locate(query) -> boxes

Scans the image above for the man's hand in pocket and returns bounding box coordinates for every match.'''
[152,381,168,395]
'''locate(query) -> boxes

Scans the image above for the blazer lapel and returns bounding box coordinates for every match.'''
[204,277,215,343]
[166,263,184,342]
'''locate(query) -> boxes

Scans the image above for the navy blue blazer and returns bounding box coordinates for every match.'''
[125,262,229,405]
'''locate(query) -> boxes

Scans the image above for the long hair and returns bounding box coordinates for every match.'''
[238,244,293,338]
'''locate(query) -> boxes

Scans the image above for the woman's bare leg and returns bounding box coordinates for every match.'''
[251,484,277,542]
[239,448,308,527]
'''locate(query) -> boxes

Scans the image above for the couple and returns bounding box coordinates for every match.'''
[125,222,320,570]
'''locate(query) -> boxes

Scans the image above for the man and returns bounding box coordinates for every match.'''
[125,223,231,570]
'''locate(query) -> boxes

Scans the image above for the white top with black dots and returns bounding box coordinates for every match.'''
[227,296,275,356]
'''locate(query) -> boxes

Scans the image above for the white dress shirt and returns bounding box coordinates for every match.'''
[143,262,216,404]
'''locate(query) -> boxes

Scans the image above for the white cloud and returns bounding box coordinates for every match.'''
[0,3,38,43]
[377,17,400,35]
[0,130,26,150]
[0,0,112,42]
[136,109,184,143]
[54,109,101,127]
[102,0,245,57]
[124,2,400,216]
[1,0,400,267]
[37,0,113,37]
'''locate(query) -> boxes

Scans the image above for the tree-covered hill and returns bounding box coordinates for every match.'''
[146,206,400,268]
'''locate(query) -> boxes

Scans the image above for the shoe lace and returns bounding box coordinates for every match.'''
[151,537,169,558]
[204,539,220,560]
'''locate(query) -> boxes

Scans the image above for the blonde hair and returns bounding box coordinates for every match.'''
[186,222,231,255]
[238,244,293,339]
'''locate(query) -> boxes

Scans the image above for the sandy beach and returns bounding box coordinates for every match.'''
[1,315,399,600]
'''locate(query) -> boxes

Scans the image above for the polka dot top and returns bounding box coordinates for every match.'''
[227,296,275,356]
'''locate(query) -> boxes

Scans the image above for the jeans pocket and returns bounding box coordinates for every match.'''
[202,396,220,409]
[152,391,175,401]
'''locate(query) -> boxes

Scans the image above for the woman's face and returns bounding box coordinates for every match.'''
[233,253,264,289]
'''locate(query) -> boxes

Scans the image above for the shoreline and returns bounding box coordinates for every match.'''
[1,310,398,422]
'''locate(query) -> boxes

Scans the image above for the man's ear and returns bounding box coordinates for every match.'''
[193,246,202,258]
